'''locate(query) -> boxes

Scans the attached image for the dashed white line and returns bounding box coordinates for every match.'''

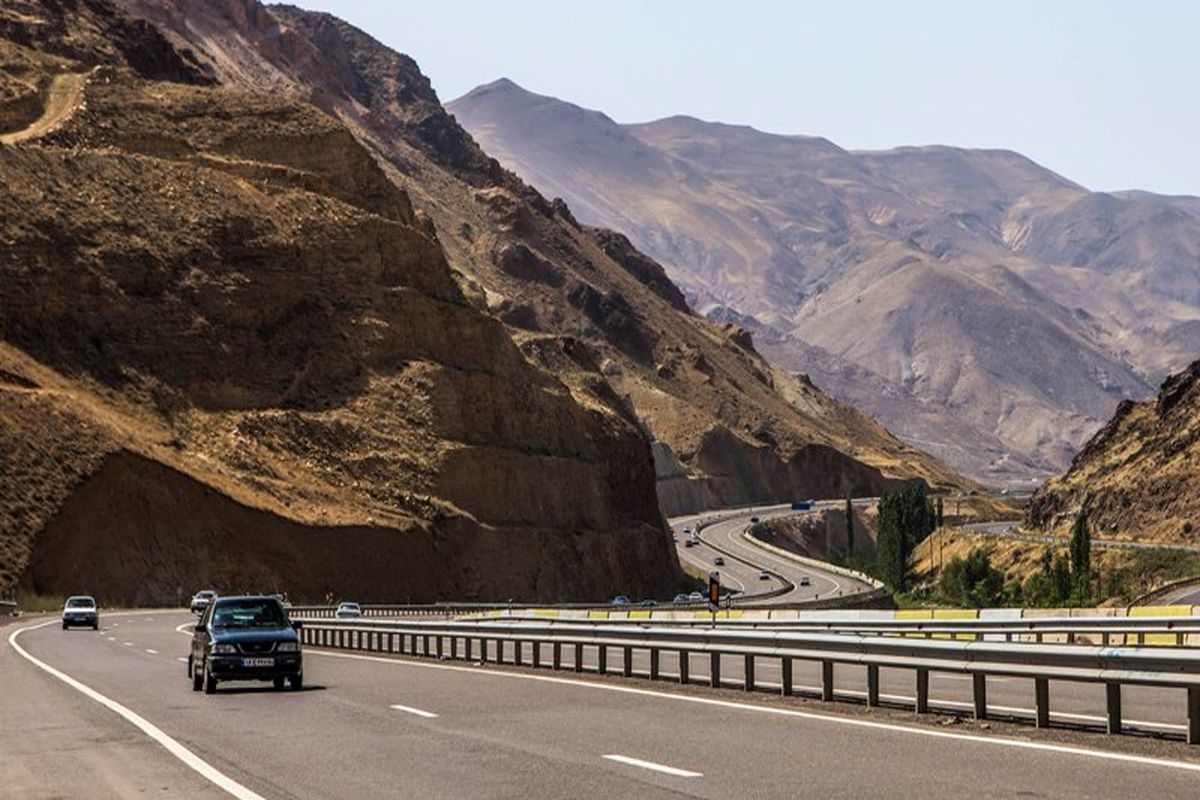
[9,619,266,800]
[389,704,438,719]
[177,657,189,663]
[123,641,133,646]
[145,649,158,655]
[602,754,701,777]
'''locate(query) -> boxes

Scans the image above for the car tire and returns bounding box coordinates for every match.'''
[203,660,217,695]
[92,622,99,631]
[191,658,203,692]
[273,676,285,690]
[289,673,303,691]
[62,623,68,630]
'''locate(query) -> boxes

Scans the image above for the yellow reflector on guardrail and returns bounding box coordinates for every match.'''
[933,609,978,640]
[1129,605,1191,646]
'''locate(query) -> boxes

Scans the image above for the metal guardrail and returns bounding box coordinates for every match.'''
[0,600,16,617]
[295,617,1200,743]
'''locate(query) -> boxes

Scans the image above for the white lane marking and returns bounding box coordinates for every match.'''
[10,618,266,800]
[145,649,158,655]
[309,649,1200,773]
[123,642,133,646]
[602,754,701,778]
[177,657,189,663]
[106,636,116,641]
[389,704,438,719]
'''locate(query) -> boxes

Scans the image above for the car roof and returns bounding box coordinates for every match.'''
[211,595,282,605]
[66,595,95,602]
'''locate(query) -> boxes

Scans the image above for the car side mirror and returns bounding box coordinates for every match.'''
[291,620,304,631]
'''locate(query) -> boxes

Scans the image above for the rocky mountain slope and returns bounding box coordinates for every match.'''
[448,79,1200,485]
[1026,359,1200,543]
[117,0,968,517]
[0,0,679,602]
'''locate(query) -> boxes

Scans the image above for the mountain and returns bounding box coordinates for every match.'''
[448,79,1200,485]
[0,0,679,601]
[116,0,967,518]
[1025,359,1200,543]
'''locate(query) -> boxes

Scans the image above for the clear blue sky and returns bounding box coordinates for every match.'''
[288,1,1199,196]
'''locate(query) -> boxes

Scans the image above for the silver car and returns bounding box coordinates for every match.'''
[335,602,362,619]
[62,596,99,630]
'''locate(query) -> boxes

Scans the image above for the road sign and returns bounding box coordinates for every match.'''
[708,571,720,612]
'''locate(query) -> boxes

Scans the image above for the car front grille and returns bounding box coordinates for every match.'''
[238,641,276,655]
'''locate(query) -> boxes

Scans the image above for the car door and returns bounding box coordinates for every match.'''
[192,603,212,665]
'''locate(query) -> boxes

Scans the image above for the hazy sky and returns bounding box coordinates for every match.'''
[289,1,1199,196]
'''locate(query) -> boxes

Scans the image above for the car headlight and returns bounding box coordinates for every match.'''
[212,643,237,654]
[276,642,299,653]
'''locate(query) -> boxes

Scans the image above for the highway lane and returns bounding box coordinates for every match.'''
[7,611,1200,799]
[669,504,874,604]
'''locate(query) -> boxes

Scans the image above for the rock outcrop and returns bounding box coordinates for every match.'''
[0,0,678,601]
[1025,359,1200,543]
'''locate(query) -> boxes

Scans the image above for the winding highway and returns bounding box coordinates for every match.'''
[5,611,1200,799]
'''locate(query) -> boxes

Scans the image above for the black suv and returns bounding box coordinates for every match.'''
[189,596,303,694]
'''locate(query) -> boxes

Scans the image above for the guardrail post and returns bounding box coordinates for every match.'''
[423,634,431,658]
[822,661,834,702]
[1188,687,1200,745]
[553,641,562,670]
[915,668,929,713]
[623,646,633,677]
[574,643,583,672]
[480,638,489,663]
[679,650,690,684]
[744,655,755,691]
[436,635,444,659]
[515,641,524,666]
[464,637,473,660]
[650,648,660,680]
[1105,683,1121,734]
[710,652,721,687]
[451,636,458,660]
[598,645,607,674]
[973,674,987,720]
[532,641,541,668]
[781,656,793,696]
[867,665,880,707]
[1035,678,1050,728]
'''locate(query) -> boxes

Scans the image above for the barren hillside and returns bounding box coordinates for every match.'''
[119,0,968,516]
[449,79,1200,486]
[0,0,678,602]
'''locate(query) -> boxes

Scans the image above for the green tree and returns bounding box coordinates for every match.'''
[845,497,855,557]
[874,483,936,590]
[938,547,1004,607]
[1069,507,1092,600]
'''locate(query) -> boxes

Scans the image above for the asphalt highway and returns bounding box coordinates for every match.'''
[668,505,875,604]
[5,611,1200,799]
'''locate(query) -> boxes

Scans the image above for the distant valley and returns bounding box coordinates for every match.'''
[449,79,1200,485]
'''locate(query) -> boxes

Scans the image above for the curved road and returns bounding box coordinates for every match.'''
[5,611,1200,798]
[668,504,875,604]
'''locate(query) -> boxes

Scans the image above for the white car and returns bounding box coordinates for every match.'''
[800,576,811,587]
[335,602,362,619]
[759,570,770,581]
[62,596,99,630]
[687,591,704,603]
[190,590,217,615]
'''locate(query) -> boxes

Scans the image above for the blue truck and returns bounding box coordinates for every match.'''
[790,500,813,511]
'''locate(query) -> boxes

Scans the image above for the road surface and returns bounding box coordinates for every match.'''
[5,611,1200,799]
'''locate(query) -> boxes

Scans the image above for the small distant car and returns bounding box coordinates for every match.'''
[672,593,690,603]
[683,540,695,548]
[335,602,362,619]
[800,576,811,587]
[610,595,630,606]
[190,590,217,615]
[687,591,704,603]
[750,516,760,523]
[639,599,657,608]
[713,556,724,566]
[759,570,770,581]
[682,527,692,535]
[62,596,99,630]
[189,595,302,694]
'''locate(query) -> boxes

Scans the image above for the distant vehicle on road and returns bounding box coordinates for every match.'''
[687,591,704,602]
[758,570,770,581]
[190,590,217,615]
[749,516,760,523]
[713,556,724,566]
[790,501,812,511]
[639,599,657,608]
[683,540,694,548]
[800,576,811,587]
[682,527,691,534]
[672,593,690,603]
[610,595,630,606]
[62,596,98,630]
[335,602,362,619]
[189,595,302,695]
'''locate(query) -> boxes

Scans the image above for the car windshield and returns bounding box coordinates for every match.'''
[211,599,287,629]
[66,597,94,608]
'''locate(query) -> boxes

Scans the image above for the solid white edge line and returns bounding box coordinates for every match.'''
[307,648,1200,774]
[10,618,266,800]
[602,754,702,777]
[389,704,439,719]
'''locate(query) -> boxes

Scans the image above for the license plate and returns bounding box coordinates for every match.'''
[242,657,273,667]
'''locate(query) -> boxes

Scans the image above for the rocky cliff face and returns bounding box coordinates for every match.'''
[0,0,678,601]
[117,0,968,520]
[1025,360,1200,544]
